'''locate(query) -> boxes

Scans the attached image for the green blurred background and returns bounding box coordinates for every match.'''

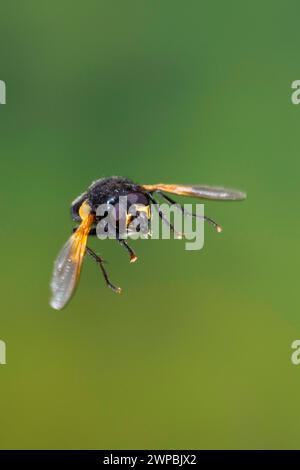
[1,0,300,450]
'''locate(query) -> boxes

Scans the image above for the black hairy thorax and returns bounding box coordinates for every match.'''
[71,176,149,222]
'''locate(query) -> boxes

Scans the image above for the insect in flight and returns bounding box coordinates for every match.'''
[50,176,246,310]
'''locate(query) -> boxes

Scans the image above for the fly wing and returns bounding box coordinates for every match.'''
[50,212,94,310]
[142,184,246,201]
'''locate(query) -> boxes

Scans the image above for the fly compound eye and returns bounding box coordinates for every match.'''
[126,192,150,218]
[126,192,149,207]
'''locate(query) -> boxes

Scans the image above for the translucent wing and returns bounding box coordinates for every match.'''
[142,184,246,201]
[50,234,84,310]
[50,213,94,310]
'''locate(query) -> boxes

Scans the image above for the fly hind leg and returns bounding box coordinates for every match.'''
[86,246,122,294]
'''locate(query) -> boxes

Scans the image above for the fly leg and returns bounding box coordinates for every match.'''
[146,192,184,239]
[118,238,138,263]
[154,191,222,233]
[86,246,122,294]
